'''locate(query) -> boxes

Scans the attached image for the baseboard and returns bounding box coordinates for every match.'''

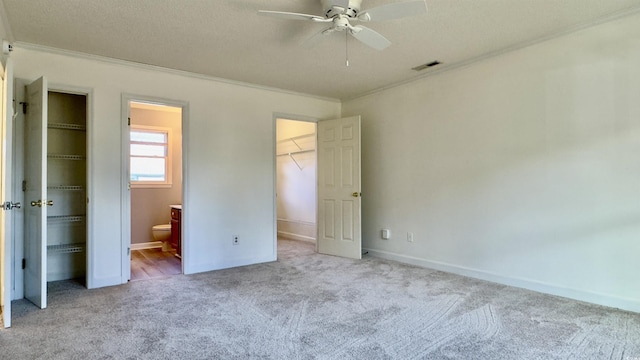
[277,230,316,243]
[364,248,640,313]
[277,219,316,242]
[131,241,162,250]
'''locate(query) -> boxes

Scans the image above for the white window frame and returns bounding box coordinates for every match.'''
[130,125,172,188]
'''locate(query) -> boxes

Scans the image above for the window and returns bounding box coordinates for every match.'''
[130,125,172,187]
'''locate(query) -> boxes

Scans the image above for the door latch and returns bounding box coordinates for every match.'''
[2,201,21,210]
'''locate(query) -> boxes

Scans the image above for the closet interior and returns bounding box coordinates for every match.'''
[45,91,87,282]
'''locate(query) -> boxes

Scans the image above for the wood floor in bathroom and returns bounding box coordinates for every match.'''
[130,248,182,281]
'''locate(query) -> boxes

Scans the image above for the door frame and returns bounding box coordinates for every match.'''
[1,58,14,327]
[120,94,189,282]
[272,112,319,256]
[10,77,26,301]
[49,83,94,288]
[10,80,93,304]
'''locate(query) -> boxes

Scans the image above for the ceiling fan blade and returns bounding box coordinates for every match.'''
[258,10,329,22]
[358,0,427,22]
[302,27,336,49]
[349,25,391,51]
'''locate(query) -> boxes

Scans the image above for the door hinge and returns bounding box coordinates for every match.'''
[20,101,27,114]
[22,180,27,192]
[127,247,131,256]
[128,117,131,126]
[22,258,26,269]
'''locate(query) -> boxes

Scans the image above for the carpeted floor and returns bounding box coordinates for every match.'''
[1,239,639,359]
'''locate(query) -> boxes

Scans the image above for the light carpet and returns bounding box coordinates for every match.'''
[1,239,639,359]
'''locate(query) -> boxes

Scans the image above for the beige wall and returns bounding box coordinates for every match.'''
[130,105,182,244]
[342,12,640,312]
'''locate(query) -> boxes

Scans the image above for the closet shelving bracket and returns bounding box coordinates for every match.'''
[276,133,316,171]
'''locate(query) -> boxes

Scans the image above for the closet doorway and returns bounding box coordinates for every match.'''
[17,79,91,310]
[276,118,317,246]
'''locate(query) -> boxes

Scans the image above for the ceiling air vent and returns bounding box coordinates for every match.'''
[412,61,441,71]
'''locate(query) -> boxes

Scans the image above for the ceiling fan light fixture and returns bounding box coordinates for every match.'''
[412,61,441,71]
[322,0,362,18]
[258,0,427,52]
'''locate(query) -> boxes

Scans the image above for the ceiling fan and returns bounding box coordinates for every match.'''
[258,0,428,51]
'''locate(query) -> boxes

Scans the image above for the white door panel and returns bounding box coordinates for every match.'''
[317,116,361,259]
[24,76,48,309]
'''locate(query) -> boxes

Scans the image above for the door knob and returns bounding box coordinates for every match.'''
[352,192,361,198]
[31,200,53,207]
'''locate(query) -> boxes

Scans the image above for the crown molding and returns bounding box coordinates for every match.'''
[13,42,341,104]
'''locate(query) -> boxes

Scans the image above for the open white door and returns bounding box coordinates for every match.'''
[317,116,362,259]
[24,77,48,309]
[1,58,15,327]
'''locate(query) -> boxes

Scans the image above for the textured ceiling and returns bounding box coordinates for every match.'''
[2,0,640,100]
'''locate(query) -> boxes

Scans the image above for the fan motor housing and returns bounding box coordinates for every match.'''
[322,0,362,18]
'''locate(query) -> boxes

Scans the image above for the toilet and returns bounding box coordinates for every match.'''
[152,224,172,251]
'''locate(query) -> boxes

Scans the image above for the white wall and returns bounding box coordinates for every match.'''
[276,119,316,242]
[11,46,340,287]
[342,12,640,312]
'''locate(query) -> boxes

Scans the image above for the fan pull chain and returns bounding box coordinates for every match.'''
[345,31,349,67]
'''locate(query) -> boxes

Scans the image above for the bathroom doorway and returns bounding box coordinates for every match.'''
[126,100,184,281]
[276,118,317,247]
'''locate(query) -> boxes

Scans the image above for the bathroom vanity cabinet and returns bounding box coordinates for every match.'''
[45,91,88,282]
[170,206,181,258]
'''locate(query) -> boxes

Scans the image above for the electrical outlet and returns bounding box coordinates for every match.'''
[233,235,239,245]
[407,232,414,243]
[381,229,390,240]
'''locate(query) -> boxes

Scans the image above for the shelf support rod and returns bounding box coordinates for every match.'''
[290,138,303,151]
[288,153,303,170]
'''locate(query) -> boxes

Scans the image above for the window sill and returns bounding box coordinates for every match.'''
[131,183,173,189]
